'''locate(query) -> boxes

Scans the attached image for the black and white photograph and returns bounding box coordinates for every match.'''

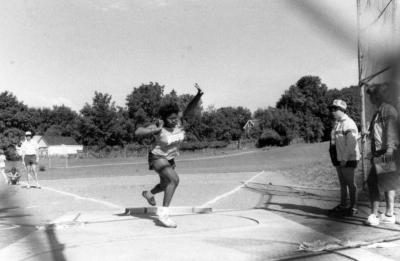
[1,0,400,260]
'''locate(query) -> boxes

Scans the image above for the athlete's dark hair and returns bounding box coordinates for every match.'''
[158,103,180,121]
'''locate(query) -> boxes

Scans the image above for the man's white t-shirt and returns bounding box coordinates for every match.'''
[20,140,39,156]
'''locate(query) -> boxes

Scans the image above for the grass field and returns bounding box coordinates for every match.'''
[3,142,344,219]
[7,141,341,187]
[0,141,394,256]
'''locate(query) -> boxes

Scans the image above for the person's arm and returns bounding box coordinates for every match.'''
[182,83,204,121]
[342,121,359,163]
[382,104,399,157]
[19,143,25,166]
[135,121,164,137]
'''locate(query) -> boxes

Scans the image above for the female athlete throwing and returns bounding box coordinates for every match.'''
[135,84,203,228]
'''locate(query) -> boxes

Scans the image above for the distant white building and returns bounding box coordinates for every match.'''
[40,136,83,156]
[31,135,48,156]
[243,119,260,138]
[18,135,83,156]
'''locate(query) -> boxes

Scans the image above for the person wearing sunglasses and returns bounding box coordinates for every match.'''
[328,99,360,217]
[20,131,41,189]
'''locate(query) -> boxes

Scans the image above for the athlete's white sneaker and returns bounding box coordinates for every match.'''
[159,215,177,228]
[364,214,380,226]
[157,207,177,228]
[381,214,396,224]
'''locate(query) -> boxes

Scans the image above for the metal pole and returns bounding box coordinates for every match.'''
[65,155,68,169]
[357,0,367,186]
[393,0,400,118]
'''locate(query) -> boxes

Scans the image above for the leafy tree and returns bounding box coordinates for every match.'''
[254,107,300,145]
[79,92,125,147]
[162,89,179,105]
[201,106,251,141]
[0,91,33,132]
[33,105,81,138]
[44,125,64,136]
[126,82,164,126]
[276,76,329,142]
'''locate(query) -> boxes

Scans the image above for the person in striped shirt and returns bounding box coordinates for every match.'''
[135,84,203,228]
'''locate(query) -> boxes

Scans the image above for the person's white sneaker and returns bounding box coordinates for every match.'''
[364,214,380,226]
[381,214,396,224]
[157,207,177,228]
[159,215,177,228]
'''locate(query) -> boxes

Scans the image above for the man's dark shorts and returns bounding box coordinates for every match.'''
[24,155,37,166]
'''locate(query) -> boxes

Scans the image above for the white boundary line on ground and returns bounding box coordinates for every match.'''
[200,170,265,207]
[42,186,124,209]
[179,150,258,162]
[54,150,259,169]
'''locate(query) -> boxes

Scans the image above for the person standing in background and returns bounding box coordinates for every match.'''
[0,149,7,183]
[328,99,361,217]
[365,83,400,226]
[20,131,41,189]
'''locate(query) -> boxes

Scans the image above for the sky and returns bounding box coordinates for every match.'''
[0,0,358,113]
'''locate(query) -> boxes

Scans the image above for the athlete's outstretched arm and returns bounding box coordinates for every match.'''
[182,83,204,120]
[135,120,164,137]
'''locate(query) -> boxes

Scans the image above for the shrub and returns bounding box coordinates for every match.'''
[180,141,207,151]
[179,140,229,151]
[257,129,282,148]
[208,140,229,149]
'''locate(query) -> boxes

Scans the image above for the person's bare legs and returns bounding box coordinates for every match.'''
[150,175,168,195]
[153,159,179,207]
[151,159,179,227]
[385,190,395,216]
[31,163,40,188]
[25,164,32,187]
[0,168,7,183]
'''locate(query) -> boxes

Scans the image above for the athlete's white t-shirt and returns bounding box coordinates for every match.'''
[151,122,185,160]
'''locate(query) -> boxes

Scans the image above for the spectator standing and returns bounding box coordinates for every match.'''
[328,99,361,217]
[0,149,7,183]
[20,131,41,189]
[365,83,400,226]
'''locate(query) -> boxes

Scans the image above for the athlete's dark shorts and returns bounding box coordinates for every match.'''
[24,155,37,166]
[334,160,359,168]
[148,152,176,170]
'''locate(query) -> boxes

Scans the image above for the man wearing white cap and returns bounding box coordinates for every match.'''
[328,99,360,216]
[20,131,40,188]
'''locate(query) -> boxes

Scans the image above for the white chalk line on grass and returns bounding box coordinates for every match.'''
[179,150,258,162]
[42,186,124,209]
[54,150,259,169]
[200,170,266,207]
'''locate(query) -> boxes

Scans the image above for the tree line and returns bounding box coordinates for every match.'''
[0,76,361,155]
